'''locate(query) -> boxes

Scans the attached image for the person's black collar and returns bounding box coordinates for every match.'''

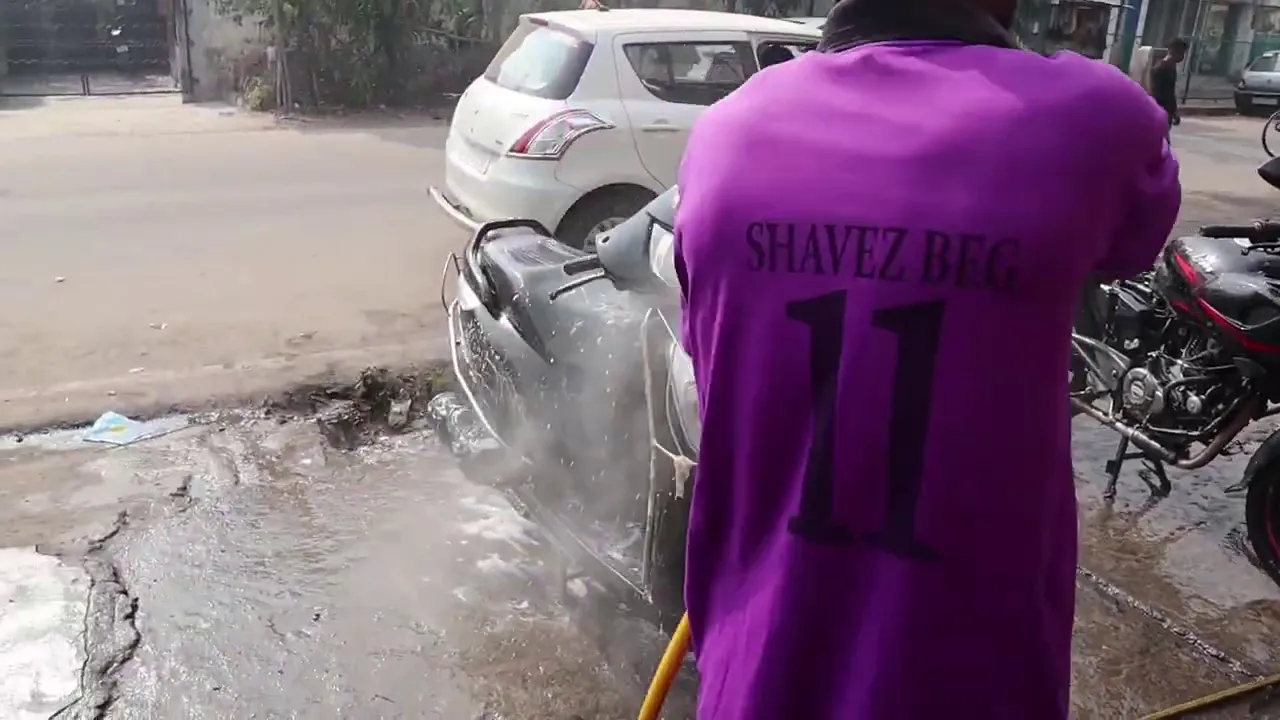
[819,0,1019,54]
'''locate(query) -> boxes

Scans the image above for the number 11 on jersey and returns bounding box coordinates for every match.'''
[785,291,943,562]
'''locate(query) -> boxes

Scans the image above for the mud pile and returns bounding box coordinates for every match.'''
[267,365,453,450]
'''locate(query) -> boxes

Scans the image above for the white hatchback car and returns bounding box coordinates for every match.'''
[430,8,820,249]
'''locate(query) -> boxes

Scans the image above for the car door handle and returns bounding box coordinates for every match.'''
[641,122,681,133]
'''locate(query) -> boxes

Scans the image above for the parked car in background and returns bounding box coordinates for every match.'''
[430,8,820,249]
[1236,51,1280,115]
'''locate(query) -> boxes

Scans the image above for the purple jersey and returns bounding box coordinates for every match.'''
[675,45,1179,719]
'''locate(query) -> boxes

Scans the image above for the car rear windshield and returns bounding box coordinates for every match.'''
[483,21,593,100]
[1252,55,1278,73]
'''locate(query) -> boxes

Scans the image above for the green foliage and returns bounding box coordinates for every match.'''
[215,0,488,108]
[214,0,828,109]
[242,73,274,109]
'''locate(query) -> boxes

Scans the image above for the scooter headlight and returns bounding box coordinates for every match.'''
[649,223,678,288]
[666,341,700,455]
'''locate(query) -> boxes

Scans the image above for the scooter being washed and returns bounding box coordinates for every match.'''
[438,188,694,625]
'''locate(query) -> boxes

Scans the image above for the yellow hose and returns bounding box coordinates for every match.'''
[1139,671,1280,719]
[634,614,1280,719]
[637,613,691,720]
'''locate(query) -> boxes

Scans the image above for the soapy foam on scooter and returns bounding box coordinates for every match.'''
[436,288,658,566]
[458,494,539,548]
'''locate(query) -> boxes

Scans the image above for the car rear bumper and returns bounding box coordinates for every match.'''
[1236,90,1280,107]
[433,139,580,235]
[430,186,481,232]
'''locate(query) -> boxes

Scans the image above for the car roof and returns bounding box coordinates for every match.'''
[529,8,822,37]
[1252,51,1279,67]
[785,17,826,29]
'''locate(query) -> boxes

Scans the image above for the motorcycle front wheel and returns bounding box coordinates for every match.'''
[1263,109,1280,158]
[1245,466,1280,587]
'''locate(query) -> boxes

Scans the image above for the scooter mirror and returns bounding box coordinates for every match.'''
[595,187,679,293]
[1259,156,1280,192]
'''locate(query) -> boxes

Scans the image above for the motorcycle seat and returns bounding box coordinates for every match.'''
[478,234,588,303]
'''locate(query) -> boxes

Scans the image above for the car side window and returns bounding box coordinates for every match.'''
[623,41,754,106]
[756,40,816,69]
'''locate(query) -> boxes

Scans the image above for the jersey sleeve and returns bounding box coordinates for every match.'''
[1093,81,1182,279]
[675,229,695,360]
[674,112,715,362]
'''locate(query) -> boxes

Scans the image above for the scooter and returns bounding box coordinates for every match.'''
[439,188,695,627]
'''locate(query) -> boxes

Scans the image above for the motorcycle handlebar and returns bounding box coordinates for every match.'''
[1200,221,1280,240]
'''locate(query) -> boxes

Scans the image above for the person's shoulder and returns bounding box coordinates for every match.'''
[1015,51,1167,139]
[689,61,801,145]
[1040,51,1159,112]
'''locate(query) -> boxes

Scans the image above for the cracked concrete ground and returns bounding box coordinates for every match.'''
[1,415,684,720]
[4,101,1280,719]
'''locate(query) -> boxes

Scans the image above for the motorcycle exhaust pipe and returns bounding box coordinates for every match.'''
[1070,395,1261,470]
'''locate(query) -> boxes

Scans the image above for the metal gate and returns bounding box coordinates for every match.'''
[0,0,181,96]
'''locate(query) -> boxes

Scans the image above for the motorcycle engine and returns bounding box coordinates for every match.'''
[1120,367,1165,419]
[1117,324,1242,435]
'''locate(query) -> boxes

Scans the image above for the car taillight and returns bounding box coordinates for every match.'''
[507,109,613,159]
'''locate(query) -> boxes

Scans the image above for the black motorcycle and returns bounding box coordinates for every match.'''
[440,189,693,626]
[1072,155,1280,587]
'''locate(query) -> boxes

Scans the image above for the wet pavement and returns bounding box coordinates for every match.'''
[0,413,689,719]
[0,408,1278,719]
[1070,416,1280,718]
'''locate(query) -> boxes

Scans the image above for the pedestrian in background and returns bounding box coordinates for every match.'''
[1152,38,1188,130]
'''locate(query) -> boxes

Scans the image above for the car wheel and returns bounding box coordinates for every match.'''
[557,187,656,251]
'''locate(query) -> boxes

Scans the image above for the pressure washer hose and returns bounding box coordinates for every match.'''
[634,612,1280,720]
[1136,671,1280,719]
[637,613,691,720]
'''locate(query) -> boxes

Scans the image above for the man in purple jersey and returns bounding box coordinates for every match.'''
[672,0,1181,717]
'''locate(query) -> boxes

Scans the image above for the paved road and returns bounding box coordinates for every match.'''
[1171,115,1279,237]
[0,97,1272,432]
[0,95,465,431]
[2,99,1280,719]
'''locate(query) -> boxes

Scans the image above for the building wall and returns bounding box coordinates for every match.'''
[183,0,267,102]
[1136,0,1258,76]
[1231,1,1256,71]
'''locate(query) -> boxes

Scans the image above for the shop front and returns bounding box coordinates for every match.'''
[1045,0,1128,60]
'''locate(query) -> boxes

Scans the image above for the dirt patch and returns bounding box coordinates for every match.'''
[0,360,453,438]
[265,364,455,449]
